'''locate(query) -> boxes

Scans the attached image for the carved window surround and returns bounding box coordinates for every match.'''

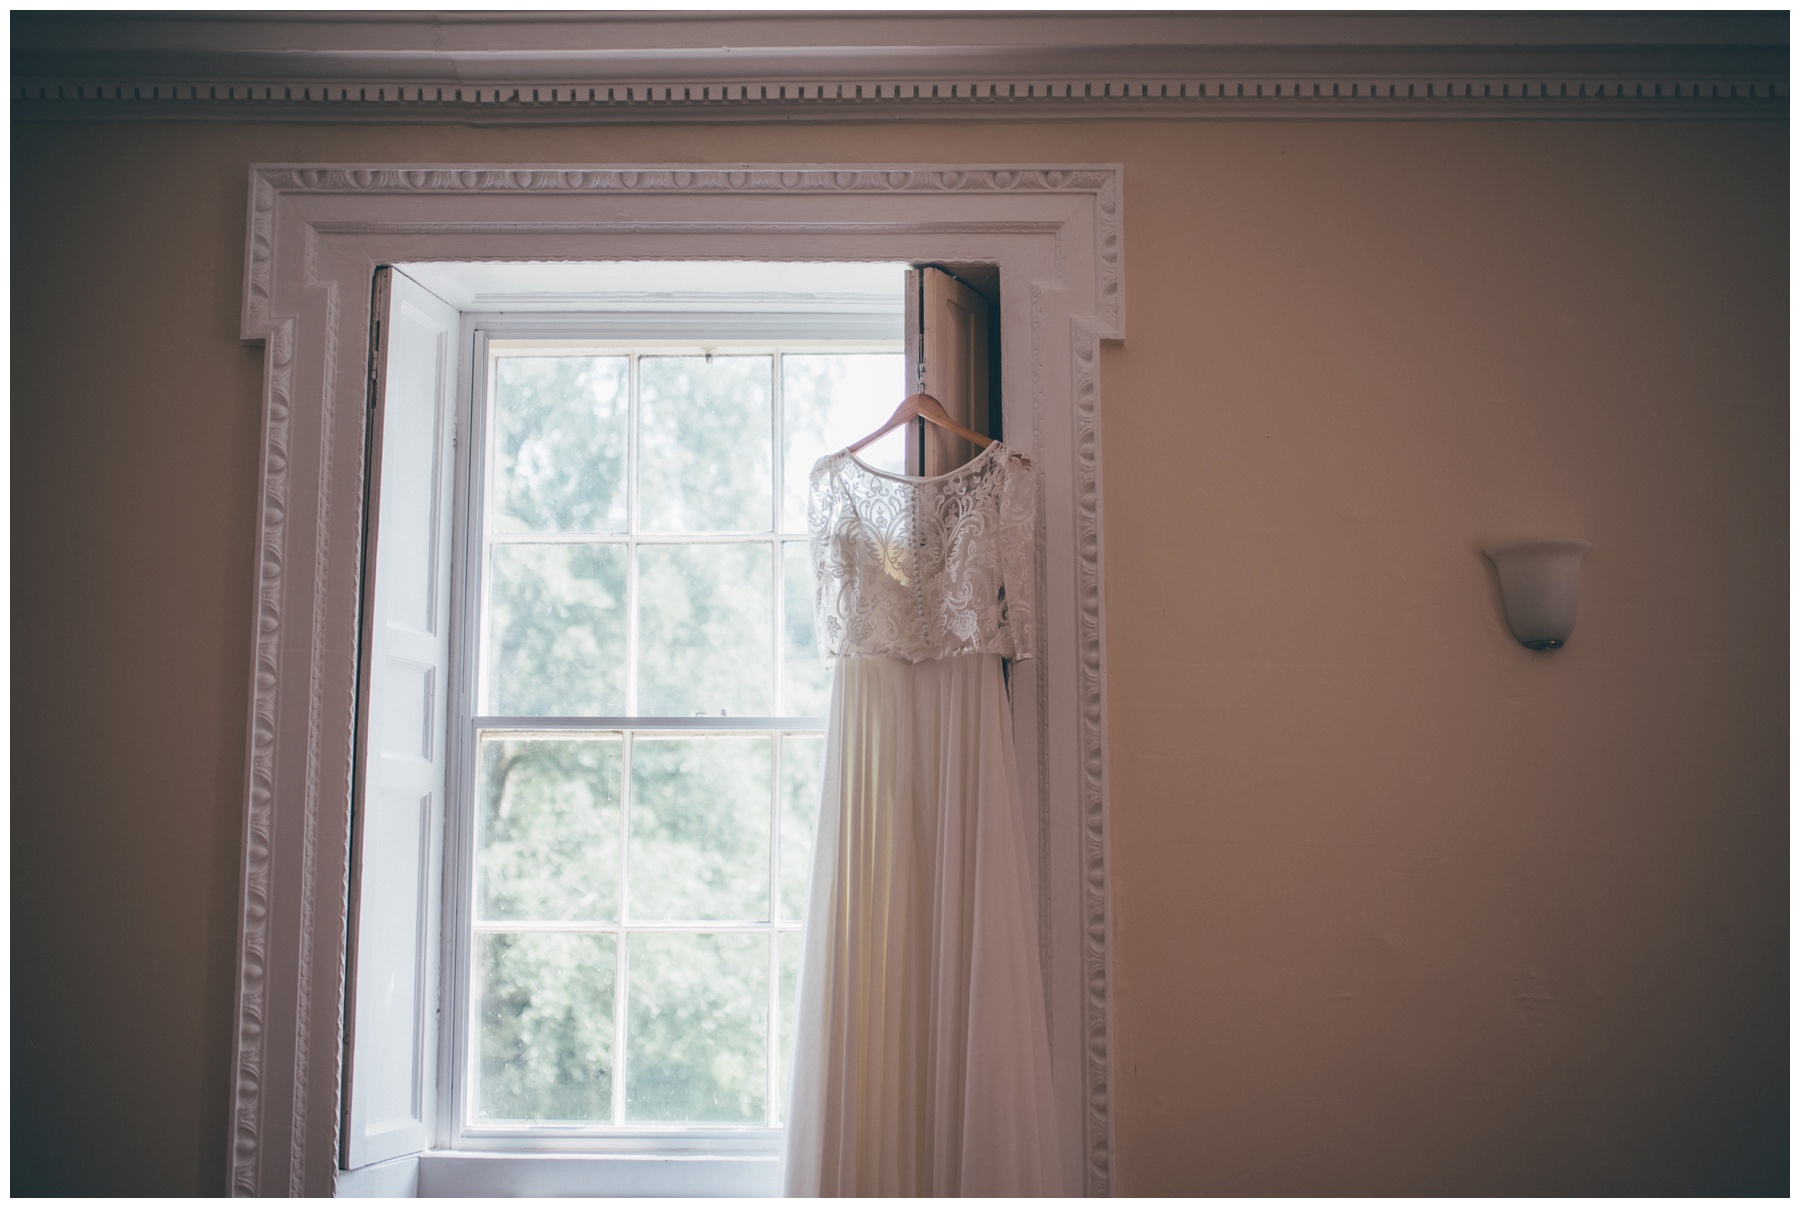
[233,164,1121,1197]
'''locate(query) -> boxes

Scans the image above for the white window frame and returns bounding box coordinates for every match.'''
[445,327,902,1158]
[232,164,1123,1197]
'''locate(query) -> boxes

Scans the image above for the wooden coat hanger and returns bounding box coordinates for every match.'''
[846,390,993,455]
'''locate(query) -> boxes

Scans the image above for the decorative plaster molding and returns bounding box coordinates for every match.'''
[233,162,1122,1197]
[250,164,1122,203]
[13,74,1786,122]
[14,12,1786,123]
[1072,316,1112,1198]
[230,309,290,1196]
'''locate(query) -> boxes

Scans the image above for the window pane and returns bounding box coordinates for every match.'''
[775,930,802,1124]
[781,353,906,532]
[477,931,616,1123]
[491,356,629,533]
[483,543,627,715]
[477,736,622,923]
[639,356,773,533]
[779,733,823,923]
[636,543,772,717]
[780,540,828,717]
[629,734,771,922]
[625,932,768,1123]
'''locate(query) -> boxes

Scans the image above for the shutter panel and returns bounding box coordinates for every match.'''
[908,266,993,477]
[342,267,461,1170]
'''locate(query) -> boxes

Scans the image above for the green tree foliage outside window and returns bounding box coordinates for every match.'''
[470,347,900,1128]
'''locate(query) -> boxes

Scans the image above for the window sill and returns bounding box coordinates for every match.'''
[338,1151,782,1198]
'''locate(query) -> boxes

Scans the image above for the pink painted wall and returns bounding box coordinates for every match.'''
[12,116,1785,1195]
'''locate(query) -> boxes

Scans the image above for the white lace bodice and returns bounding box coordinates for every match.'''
[808,441,1036,664]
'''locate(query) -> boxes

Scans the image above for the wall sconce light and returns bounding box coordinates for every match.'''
[1483,538,1591,650]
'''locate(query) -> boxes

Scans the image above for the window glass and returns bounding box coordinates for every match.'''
[476,931,617,1122]
[482,544,627,716]
[625,932,769,1123]
[779,734,824,922]
[635,543,773,716]
[628,734,773,922]
[470,344,894,1133]
[780,541,829,716]
[639,355,773,533]
[780,353,905,530]
[491,356,630,533]
[477,736,622,922]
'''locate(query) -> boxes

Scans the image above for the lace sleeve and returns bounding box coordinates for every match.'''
[807,455,843,660]
[997,451,1037,661]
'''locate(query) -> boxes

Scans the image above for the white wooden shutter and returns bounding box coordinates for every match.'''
[342,267,461,1170]
[906,266,993,477]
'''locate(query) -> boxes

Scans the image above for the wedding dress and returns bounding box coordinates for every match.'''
[783,440,1066,1197]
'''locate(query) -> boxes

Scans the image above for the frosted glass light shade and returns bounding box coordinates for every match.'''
[1483,538,1591,650]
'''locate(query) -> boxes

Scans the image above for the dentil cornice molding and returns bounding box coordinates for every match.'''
[14,12,1787,122]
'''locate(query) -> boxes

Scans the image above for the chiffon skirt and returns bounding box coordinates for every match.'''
[782,653,1066,1197]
